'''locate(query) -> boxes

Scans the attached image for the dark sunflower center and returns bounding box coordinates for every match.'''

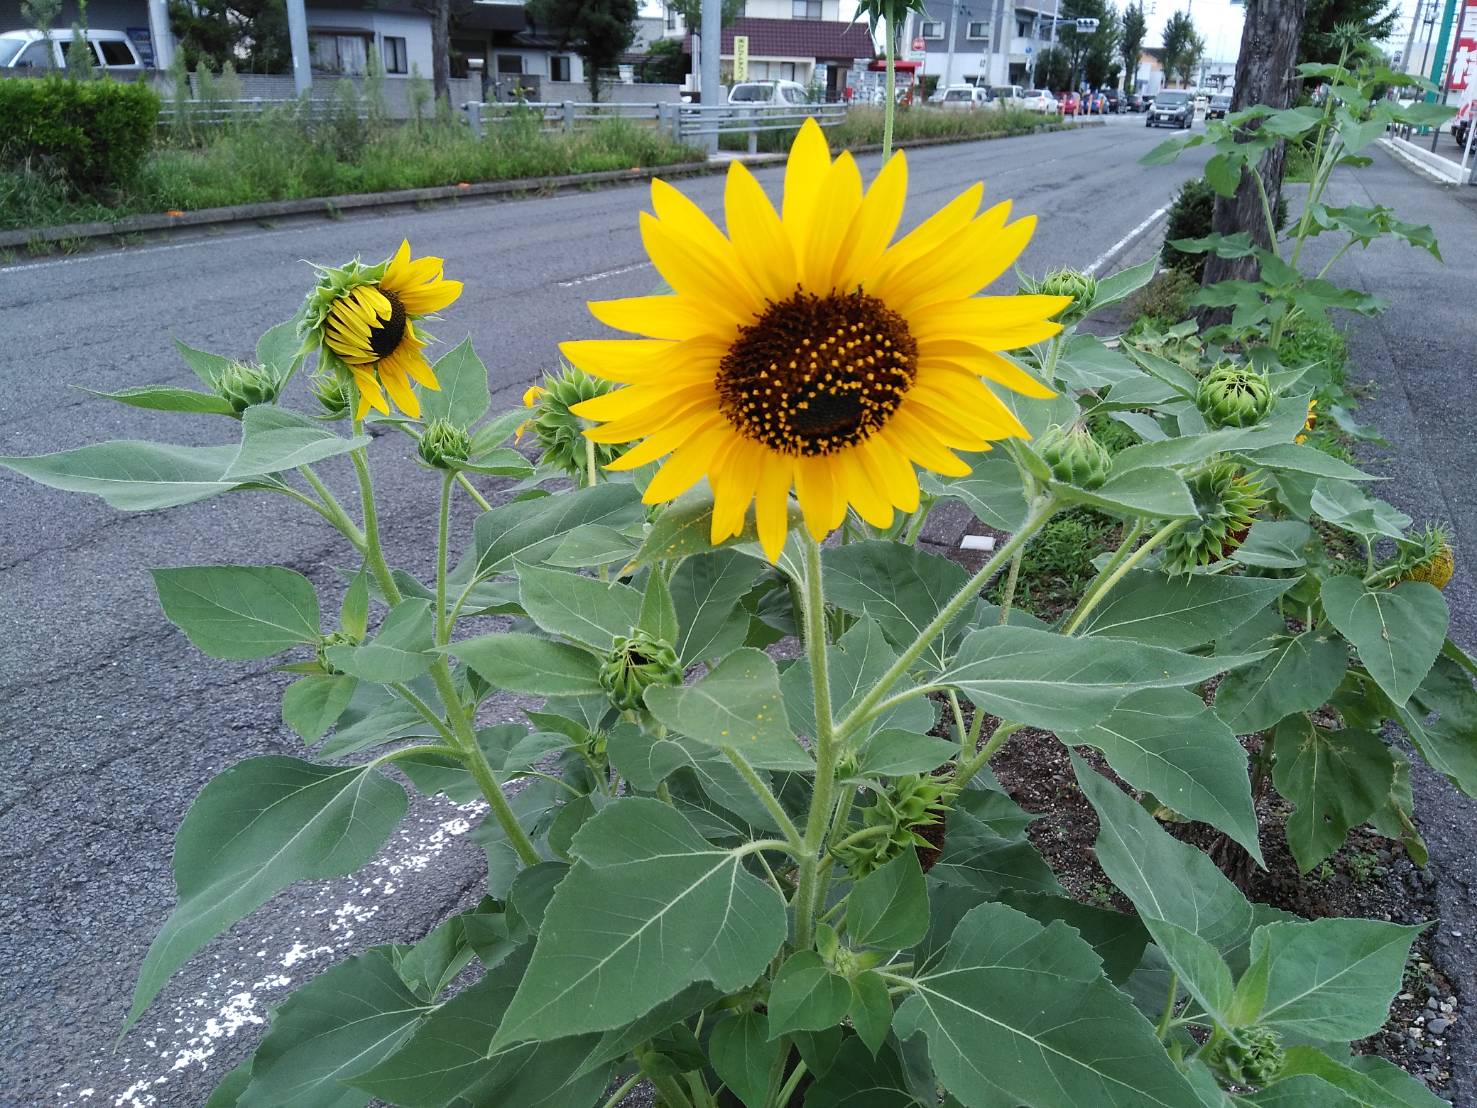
[367,289,407,358]
[717,291,918,456]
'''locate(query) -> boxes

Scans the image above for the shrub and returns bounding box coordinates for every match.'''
[0,76,160,193]
[1162,175,1289,278]
[1126,267,1198,325]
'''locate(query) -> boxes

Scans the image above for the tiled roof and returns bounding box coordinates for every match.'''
[682,17,876,62]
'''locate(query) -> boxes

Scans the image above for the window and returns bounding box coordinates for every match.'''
[550,55,571,81]
[791,0,821,17]
[97,39,135,65]
[497,53,523,75]
[920,20,944,38]
[309,32,370,75]
[1016,17,1034,35]
[665,2,677,29]
[382,35,407,74]
[780,63,798,81]
[966,20,990,38]
[0,37,27,66]
[13,40,55,67]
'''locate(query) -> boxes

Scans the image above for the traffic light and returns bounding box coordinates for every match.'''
[1075,17,1100,32]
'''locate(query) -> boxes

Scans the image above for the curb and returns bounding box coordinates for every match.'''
[1379,135,1471,186]
[0,120,1105,252]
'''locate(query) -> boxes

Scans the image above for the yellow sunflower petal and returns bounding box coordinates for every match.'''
[393,346,440,390]
[886,408,972,476]
[920,347,1057,400]
[754,455,796,561]
[640,212,758,326]
[794,455,846,539]
[650,178,763,306]
[801,151,864,293]
[911,373,1028,437]
[560,338,680,383]
[396,280,463,315]
[833,150,908,292]
[782,118,833,235]
[909,295,1073,339]
[867,182,983,291]
[724,161,799,304]
[898,211,1039,312]
[861,434,920,513]
[588,295,723,341]
[605,413,726,470]
[839,449,894,528]
[643,423,731,504]
[710,439,762,542]
[351,369,390,418]
[383,239,412,281]
[379,362,421,417]
[581,388,718,444]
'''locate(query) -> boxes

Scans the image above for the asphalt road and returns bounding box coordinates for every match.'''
[0,113,1209,1108]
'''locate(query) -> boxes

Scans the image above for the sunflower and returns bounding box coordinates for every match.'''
[562,119,1068,560]
[320,240,463,420]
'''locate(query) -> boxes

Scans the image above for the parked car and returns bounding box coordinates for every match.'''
[1084,91,1107,114]
[1022,88,1058,113]
[728,80,809,106]
[1146,89,1193,128]
[1101,88,1123,113]
[1126,92,1147,112]
[1058,90,1081,114]
[938,84,992,111]
[1206,93,1231,120]
[990,85,1026,110]
[0,28,144,71]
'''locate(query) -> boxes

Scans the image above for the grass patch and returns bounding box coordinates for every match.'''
[986,507,1119,620]
[1,110,702,231]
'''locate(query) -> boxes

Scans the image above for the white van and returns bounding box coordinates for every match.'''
[0,29,146,72]
[990,85,1026,109]
[727,80,810,106]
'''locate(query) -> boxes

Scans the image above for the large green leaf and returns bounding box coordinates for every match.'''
[1231,521,1315,569]
[153,565,321,660]
[937,626,1258,733]
[768,951,853,1036]
[672,549,764,665]
[625,484,803,569]
[1145,920,1236,1029]
[223,406,371,479]
[1077,572,1295,650]
[921,455,1030,532]
[420,339,492,428]
[849,849,929,951]
[782,616,937,741]
[824,542,968,668]
[325,599,435,683]
[175,336,233,386]
[1275,1048,1449,1108]
[645,648,812,770]
[1055,467,1198,519]
[1,440,244,510]
[490,798,787,1047]
[450,631,604,696]
[81,383,237,416]
[1397,656,1477,796]
[125,757,408,1031]
[606,726,777,831]
[928,807,1061,897]
[237,948,431,1108]
[282,675,358,743]
[1068,689,1262,862]
[348,948,608,1107]
[515,561,642,651]
[1213,630,1347,735]
[998,891,1150,986]
[465,484,643,580]
[711,1011,781,1108]
[894,902,1201,1107]
[855,730,959,777]
[803,1038,931,1107]
[1310,480,1411,540]
[1073,753,1253,959]
[1320,577,1447,707]
[256,314,303,375]
[1272,717,1395,872]
[1252,918,1423,1039]
[1238,443,1377,481]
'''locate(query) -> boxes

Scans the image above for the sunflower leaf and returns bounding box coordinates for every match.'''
[224,407,372,479]
[0,441,244,510]
[79,384,237,416]
[421,338,492,429]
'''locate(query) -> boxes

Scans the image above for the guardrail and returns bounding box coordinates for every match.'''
[157,98,369,128]
[462,99,846,152]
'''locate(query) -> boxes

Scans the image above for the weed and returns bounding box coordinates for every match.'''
[986,507,1118,618]
[1126,269,1199,328]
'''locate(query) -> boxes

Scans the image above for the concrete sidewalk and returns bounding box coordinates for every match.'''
[1314,146,1477,1102]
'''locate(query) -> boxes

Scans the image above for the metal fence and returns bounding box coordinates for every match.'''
[462,99,847,152]
[157,97,370,129]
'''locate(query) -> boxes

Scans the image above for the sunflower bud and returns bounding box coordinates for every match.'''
[1195,363,1275,430]
[524,363,622,478]
[315,630,358,674]
[1208,1027,1284,1087]
[1036,423,1113,489]
[216,361,281,415]
[832,774,951,879]
[1161,463,1267,574]
[1394,523,1455,589]
[1033,268,1099,324]
[418,418,471,471]
[599,629,684,711]
[308,369,353,420]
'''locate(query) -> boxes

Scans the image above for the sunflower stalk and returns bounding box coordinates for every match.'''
[792,534,838,953]
[1062,519,1181,635]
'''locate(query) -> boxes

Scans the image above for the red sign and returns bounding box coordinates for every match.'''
[1450,0,1477,91]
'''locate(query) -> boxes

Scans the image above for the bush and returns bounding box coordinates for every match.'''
[1126,267,1198,325]
[0,76,160,193]
[1161,175,1289,279]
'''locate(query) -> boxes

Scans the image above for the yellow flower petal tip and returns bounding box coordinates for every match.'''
[572,127,1057,560]
[322,240,462,420]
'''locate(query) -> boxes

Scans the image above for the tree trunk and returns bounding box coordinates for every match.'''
[431,0,451,105]
[1198,0,1307,328]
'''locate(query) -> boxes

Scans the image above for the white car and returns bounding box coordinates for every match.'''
[937,85,992,111]
[0,28,145,71]
[991,85,1027,109]
[727,80,809,106]
[1021,88,1058,113]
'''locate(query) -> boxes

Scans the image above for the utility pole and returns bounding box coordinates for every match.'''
[942,0,959,89]
[700,0,721,153]
[286,0,311,95]
[1400,0,1428,76]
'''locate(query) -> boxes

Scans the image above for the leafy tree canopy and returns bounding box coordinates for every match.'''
[528,0,639,100]
[166,0,289,74]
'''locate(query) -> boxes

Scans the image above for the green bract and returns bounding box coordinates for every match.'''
[1,43,1466,1108]
[215,360,281,414]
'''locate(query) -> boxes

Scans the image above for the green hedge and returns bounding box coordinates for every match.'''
[0,77,160,193]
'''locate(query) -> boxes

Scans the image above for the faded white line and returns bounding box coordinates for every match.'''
[557,261,652,287]
[0,223,326,275]
[1084,202,1170,277]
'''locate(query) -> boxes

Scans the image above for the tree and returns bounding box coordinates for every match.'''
[165,0,289,73]
[1083,8,1122,88]
[1200,0,1308,325]
[1055,0,1120,88]
[1159,10,1198,86]
[1177,30,1204,86]
[670,0,743,30]
[1120,2,1146,91]
[1034,44,1072,90]
[641,36,686,84]
[527,0,639,101]
[1299,0,1397,66]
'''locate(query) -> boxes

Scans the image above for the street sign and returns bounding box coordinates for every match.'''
[733,35,749,81]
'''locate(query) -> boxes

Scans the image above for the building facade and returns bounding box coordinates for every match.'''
[905,0,1059,89]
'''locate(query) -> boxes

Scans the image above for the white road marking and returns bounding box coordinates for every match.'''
[1084,202,1171,277]
[0,223,323,275]
[556,260,652,287]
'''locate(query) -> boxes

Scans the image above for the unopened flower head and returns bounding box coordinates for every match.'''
[216,361,281,415]
[417,418,472,470]
[1036,422,1112,489]
[599,628,684,712]
[1196,362,1275,429]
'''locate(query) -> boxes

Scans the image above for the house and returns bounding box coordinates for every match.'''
[905,0,1058,89]
[679,0,875,99]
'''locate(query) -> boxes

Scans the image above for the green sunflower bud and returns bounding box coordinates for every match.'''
[1208,1027,1284,1087]
[832,774,952,878]
[1161,462,1267,574]
[1036,423,1113,489]
[216,361,281,415]
[599,628,684,711]
[418,418,472,471]
[1195,362,1275,430]
[525,362,623,479]
[311,370,353,420]
[1394,523,1455,589]
[1032,267,1099,324]
[315,630,358,674]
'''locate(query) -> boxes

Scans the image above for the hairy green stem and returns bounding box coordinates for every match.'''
[599,1073,643,1108]
[947,691,968,746]
[648,1071,694,1108]
[349,432,403,608]
[902,494,934,545]
[436,470,455,644]
[389,682,459,745]
[1057,518,1142,632]
[723,745,803,849]
[834,496,1061,744]
[881,16,896,159]
[455,471,492,511]
[1156,970,1180,1039]
[996,545,1025,623]
[586,434,600,488]
[1062,519,1181,635]
[792,535,837,952]
[367,742,463,770]
[954,721,1023,792]
[775,1059,809,1106]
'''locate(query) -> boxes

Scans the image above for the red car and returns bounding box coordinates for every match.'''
[1059,91,1080,114]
